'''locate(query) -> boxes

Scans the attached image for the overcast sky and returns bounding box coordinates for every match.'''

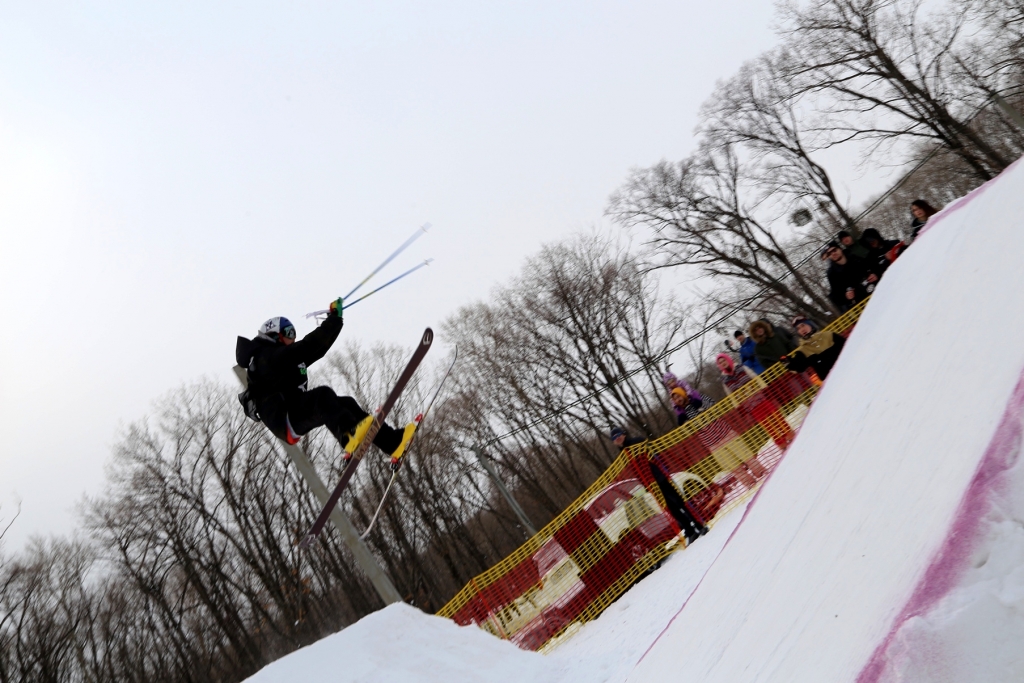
[3,1,879,547]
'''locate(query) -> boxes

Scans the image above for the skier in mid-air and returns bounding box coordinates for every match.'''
[235,297,415,462]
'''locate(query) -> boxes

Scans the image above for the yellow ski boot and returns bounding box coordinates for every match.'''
[388,420,419,471]
[342,415,375,460]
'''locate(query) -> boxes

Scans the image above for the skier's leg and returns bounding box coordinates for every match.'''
[370,419,405,455]
[287,387,362,441]
[326,394,407,454]
[292,389,407,455]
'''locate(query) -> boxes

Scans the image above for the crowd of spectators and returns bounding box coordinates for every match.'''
[718,200,936,388]
[821,199,939,312]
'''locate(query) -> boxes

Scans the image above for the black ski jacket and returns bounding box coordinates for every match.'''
[826,254,877,312]
[236,315,343,418]
[860,229,901,276]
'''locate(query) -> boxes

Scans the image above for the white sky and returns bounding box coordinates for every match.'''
[1,1,890,547]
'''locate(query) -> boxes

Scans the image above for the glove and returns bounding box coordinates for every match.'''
[329,297,344,320]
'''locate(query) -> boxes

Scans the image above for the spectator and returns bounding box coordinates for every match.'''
[860,228,904,276]
[748,320,798,369]
[715,353,765,396]
[717,351,794,449]
[610,425,644,450]
[671,388,765,487]
[731,330,766,374]
[670,387,705,426]
[822,241,879,312]
[608,426,708,543]
[783,318,847,380]
[910,199,939,242]
[837,230,870,259]
[662,370,702,402]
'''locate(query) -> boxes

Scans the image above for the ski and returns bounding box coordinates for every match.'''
[298,328,434,548]
[359,347,458,540]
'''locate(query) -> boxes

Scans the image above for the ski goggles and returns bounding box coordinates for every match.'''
[281,324,296,340]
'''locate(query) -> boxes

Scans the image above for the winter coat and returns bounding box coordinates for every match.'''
[738,337,765,374]
[842,240,870,260]
[714,353,763,395]
[673,395,735,450]
[785,330,846,380]
[748,320,798,369]
[663,371,703,401]
[235,315,343,431]
[860,228,903,276]
[722,365,764,394]
[675,396,705,426]
[910,217,927,242]
[826,253,878,312]
[618,435,647,451]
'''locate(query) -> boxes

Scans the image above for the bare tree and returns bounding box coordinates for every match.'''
[780,0,1020,181]
[700,49,860,235]
[441,234,685,520]
[609,148,839,320]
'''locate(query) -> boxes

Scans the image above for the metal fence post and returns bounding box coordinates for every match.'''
[233,366,402,605]
[472,446,538,537]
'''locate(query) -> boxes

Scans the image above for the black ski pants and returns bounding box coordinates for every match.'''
[286,387,404,455]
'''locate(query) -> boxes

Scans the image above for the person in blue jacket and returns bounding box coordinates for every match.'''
[731,330,766,375]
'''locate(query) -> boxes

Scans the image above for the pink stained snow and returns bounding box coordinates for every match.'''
[246,161,1024,683]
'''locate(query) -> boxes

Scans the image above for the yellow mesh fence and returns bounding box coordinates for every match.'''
[437,299,870,651]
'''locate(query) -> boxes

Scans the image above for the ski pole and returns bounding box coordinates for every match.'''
[305,259,433,318]
[344,223,430,300]
[344,259,433,309]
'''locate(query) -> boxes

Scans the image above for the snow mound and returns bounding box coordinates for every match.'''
[244,602,552,683]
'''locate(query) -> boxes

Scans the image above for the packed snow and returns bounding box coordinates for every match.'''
[244,505,749,683]
[246,160,1024,682]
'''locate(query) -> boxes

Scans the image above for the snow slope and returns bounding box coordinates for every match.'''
[245,160,1024,682]
[629,158,1024,682]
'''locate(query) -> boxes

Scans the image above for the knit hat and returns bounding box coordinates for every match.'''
[715,353,735,373]
[793,318,819,337]
[861,227,883,245]
[609,426,626,440]
[662,371,679,389]
[821,241,841,257]
[670,387,688,400]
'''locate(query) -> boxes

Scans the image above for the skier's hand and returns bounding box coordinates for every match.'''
[329,297,344,320]
[389,457,401,472]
